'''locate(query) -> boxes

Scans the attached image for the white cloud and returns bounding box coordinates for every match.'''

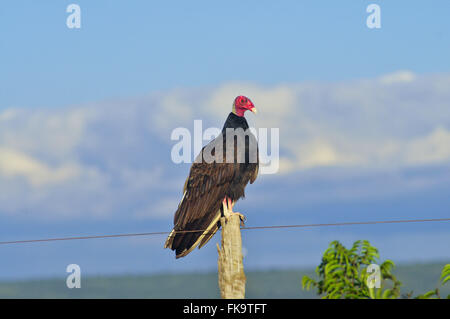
[0,107,92,161]
[0,108,20,122]
[279,139,364,173]
[378,70,416,84]
[152,89,195,134]
[0,147,81,187]
[406,127,450,165]
[1,70,450,220]
[134,196,181,220]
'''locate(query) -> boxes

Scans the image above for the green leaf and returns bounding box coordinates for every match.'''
[416,289,438,299]
[368,287,375,299]
[325,264,341,275]
[301,276,312,290]
[381,289,392,299]
[440,264,450,285]
[304,239,404,299]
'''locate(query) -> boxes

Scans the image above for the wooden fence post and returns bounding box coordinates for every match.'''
[217,214,246,299]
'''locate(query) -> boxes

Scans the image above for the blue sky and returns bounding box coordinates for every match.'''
[1,1,450,108]
[1,1,450,281]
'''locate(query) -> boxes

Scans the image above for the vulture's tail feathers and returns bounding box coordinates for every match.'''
[165,210,221,258]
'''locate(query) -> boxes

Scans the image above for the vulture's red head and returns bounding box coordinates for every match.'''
[233,95,257,117]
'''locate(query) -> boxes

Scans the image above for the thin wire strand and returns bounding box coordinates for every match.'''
[0,217,449,246]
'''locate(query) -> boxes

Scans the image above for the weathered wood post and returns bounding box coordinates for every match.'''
[217,214,246,299]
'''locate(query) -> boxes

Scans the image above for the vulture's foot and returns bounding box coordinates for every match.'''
[222,197,246,226]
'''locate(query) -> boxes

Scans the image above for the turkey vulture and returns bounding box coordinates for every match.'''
[164,96,259,258]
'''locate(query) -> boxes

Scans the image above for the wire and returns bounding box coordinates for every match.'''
[0,217,449,246]
[242,218,450,230]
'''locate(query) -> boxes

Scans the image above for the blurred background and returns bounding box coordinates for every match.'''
[0,1,449,297]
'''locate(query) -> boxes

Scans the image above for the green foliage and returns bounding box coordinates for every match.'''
[441,264,450,285]
[415,264,450,299]
[302,240,401,299]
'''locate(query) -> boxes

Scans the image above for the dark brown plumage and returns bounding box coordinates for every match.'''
[165,97,258,258]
